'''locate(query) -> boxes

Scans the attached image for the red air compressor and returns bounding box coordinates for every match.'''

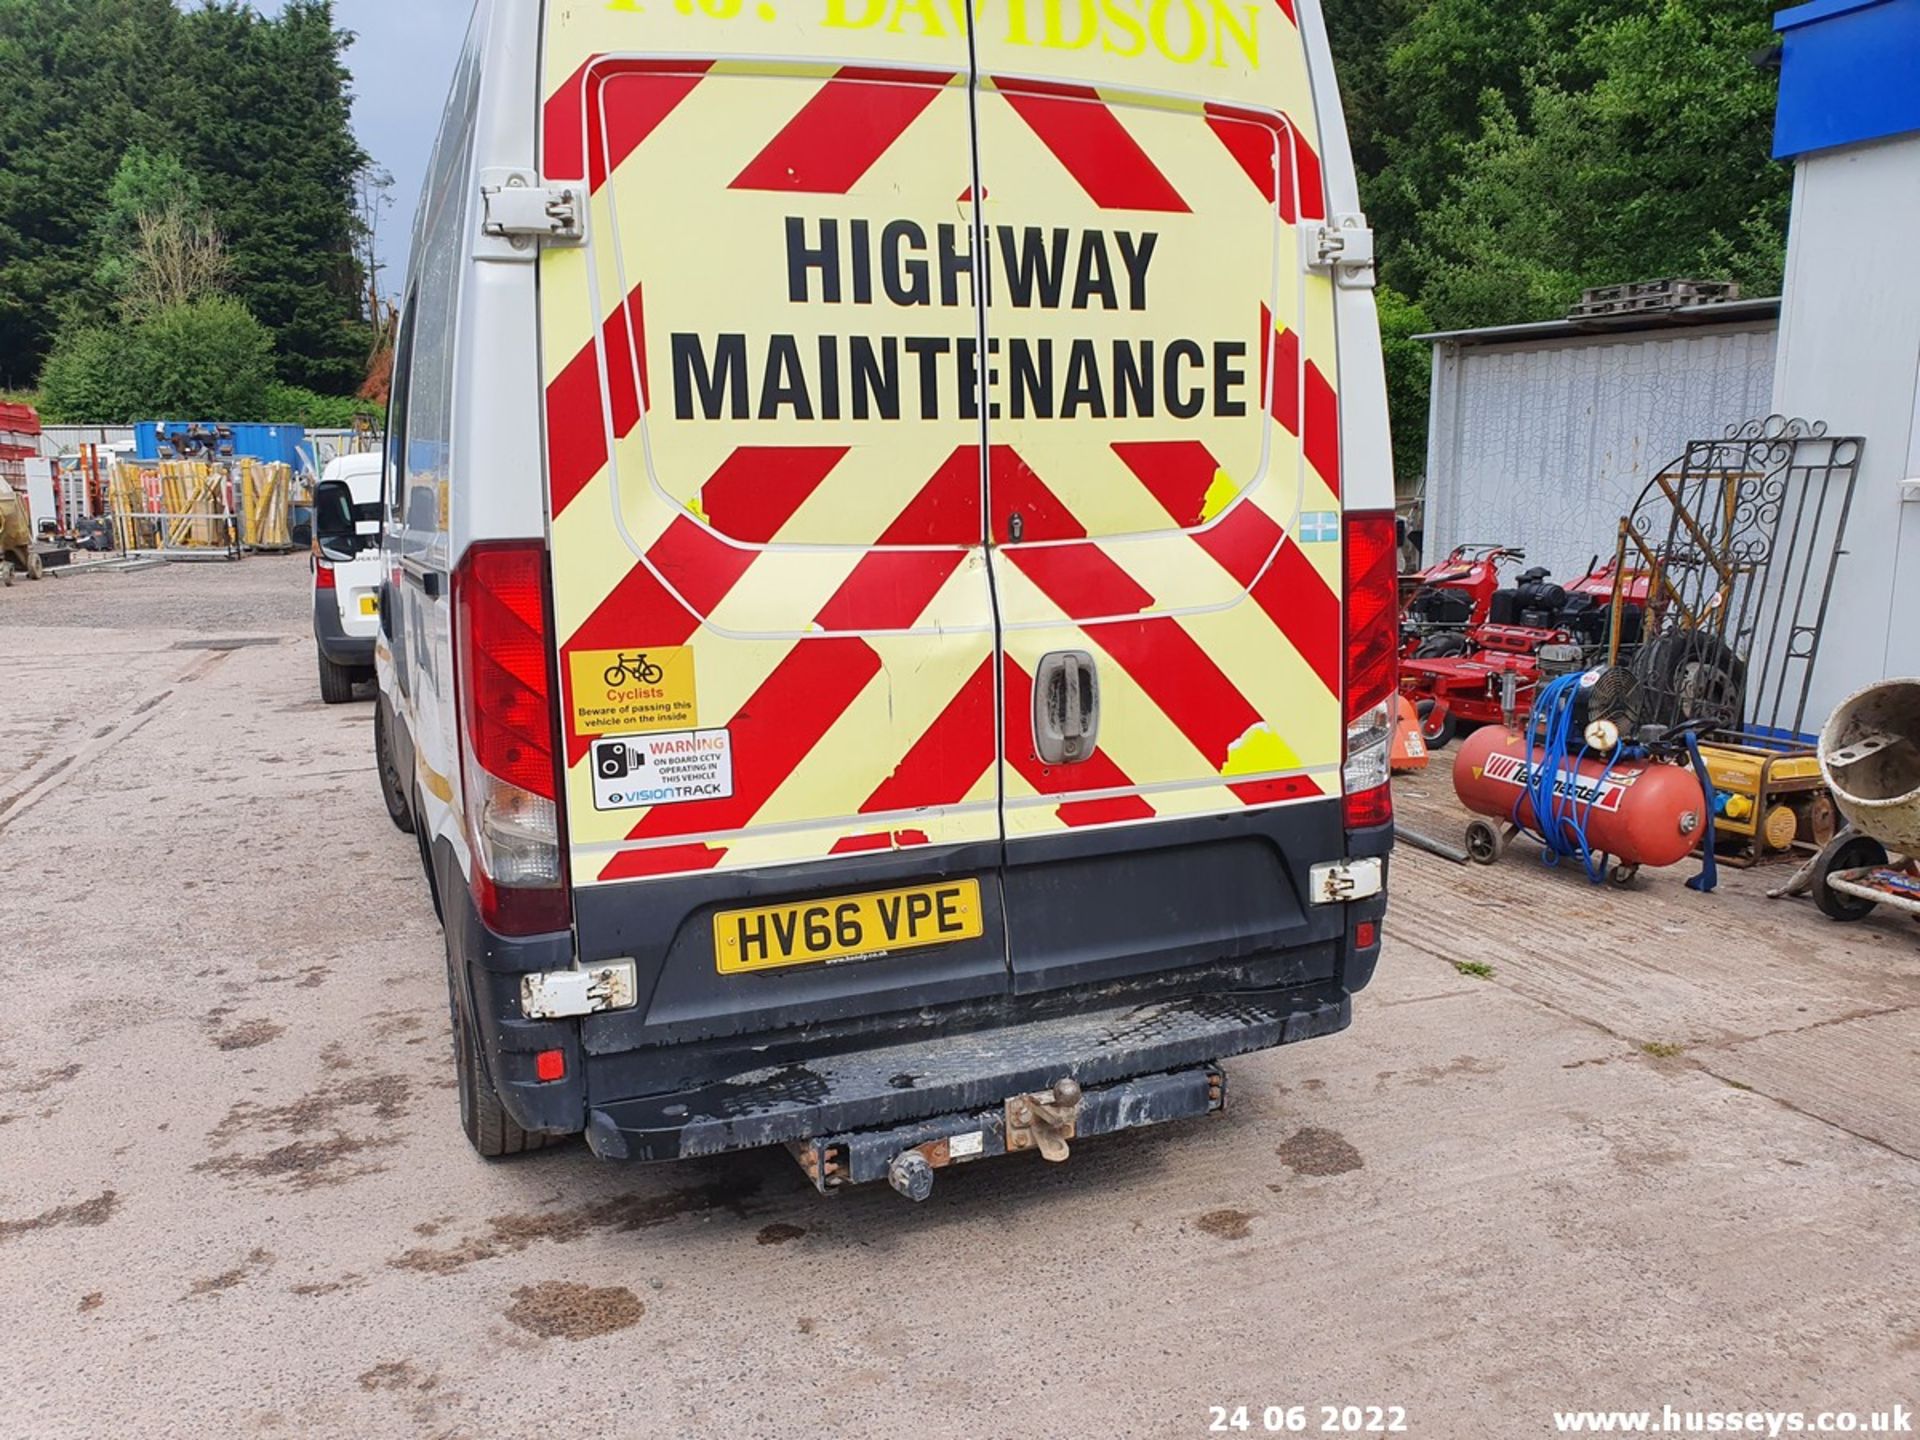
[1453,668,1711,886]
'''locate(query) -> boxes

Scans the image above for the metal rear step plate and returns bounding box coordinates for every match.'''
[582,987,1348,1168]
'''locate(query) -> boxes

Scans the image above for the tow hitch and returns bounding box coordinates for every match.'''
[1005,1078,1082,1162]
[784,1065,1225,1201]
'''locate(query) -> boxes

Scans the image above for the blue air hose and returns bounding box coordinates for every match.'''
[1512,672,1625,884]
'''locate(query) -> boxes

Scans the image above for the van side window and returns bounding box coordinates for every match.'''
[385,295,419,530]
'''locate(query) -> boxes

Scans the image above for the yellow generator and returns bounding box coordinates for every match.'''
[1698,740,1835,865]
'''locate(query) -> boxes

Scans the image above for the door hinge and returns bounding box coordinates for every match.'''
[478,168,584,258]
[1302,212,1376,290]
[520,960,638,1020]
[1308,857,1384,904]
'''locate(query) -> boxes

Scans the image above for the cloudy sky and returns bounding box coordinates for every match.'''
[256,0,476,285]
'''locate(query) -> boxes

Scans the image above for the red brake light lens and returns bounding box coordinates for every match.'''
[1343,511,1399,723]
[314,563,336,590]
[1343,511,1398,831]
[454,543,557,802]
[452,541,570,936]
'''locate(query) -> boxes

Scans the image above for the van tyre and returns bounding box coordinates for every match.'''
[318,650,358,704]
[449,953,558,1159]
[374,702,415,834]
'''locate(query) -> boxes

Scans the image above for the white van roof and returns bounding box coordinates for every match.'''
[321,452,383,502]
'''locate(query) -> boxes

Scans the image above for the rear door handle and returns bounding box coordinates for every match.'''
[1033,650,1099,765]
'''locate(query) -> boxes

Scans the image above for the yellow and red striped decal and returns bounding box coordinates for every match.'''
[541,2,1341,883]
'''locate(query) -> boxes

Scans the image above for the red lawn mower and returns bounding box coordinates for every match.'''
[1399,555,1650,748]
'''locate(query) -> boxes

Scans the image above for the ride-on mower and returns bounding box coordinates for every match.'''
[1399,556,1649,747]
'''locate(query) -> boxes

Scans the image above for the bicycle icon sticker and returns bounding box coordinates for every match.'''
[568,646,698,737]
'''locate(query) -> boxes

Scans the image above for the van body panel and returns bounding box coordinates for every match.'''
[381,0,1388,1158]
[538,21,1002,893]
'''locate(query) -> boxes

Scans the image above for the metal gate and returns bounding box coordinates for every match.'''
[1608,415,1863,740]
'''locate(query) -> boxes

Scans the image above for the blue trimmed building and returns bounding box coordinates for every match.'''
[1771,0,1920,725]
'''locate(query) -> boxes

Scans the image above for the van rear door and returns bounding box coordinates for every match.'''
[538,9,1009,1033]
[969,9,1350,991]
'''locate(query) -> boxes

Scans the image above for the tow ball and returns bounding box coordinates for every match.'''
[1004,1077,1083,1163]
[882,1077,1084,1201]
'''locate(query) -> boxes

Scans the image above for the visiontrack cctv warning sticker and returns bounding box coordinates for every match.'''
[569,647,697,736]
[591,729,734,811]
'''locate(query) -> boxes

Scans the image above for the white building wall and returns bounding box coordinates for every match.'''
[1771,132,1920,731]
[1425,322,1777,582]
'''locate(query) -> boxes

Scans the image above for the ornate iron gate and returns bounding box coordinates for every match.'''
[1608,416,1863,739]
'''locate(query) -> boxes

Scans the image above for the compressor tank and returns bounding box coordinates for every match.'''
[1453,725,1707,869]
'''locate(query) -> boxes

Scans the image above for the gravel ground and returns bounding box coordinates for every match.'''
[0,556,1915,1439]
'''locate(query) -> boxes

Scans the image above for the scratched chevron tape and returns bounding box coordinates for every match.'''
[540,0,1338,883]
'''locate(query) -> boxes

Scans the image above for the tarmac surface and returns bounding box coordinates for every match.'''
[1,556,1916,1439]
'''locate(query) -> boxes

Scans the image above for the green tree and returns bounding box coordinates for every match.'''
[0,0,180,385]
[39,297,276,424]
[1374,284,1433,484]
[39,326,140,424]
[159,1,371,392]
[1414,1,1789,330]
[0,0,370,392]
[94,146,206,295]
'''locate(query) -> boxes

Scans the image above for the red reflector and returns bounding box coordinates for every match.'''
[1354,920,1378,949]
[1343,511,1399,722]
[314,564,336,590]
[453,542,557,802]
[535,1049,566,1083]
[1344,783,1393,830]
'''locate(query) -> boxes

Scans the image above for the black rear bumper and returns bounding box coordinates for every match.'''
[435,809,1389,1155]
[313,591,374,667]
[583,985,1349,1162]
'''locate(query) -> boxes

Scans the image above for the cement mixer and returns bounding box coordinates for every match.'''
[1805,678,1920,922]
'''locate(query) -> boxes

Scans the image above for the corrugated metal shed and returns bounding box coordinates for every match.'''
[1420,305,1779,580]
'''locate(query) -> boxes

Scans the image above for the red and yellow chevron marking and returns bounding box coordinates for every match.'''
[539,7,1343,882]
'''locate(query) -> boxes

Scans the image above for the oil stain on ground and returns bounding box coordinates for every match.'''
[188,1246,275,1298]
[505,1281,645,1341]
[1276,1126,1365,1177]
[1195,1208,1255,1241]
[0,1189,119,1244]
[11,1063,82,1096]
[391,1177,766,1277]
[212,1018,285,1052]
[195,1073,412,1192]
[756,1222,807,1246]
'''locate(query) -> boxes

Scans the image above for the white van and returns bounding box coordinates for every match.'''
[378,0,1395,1188]
[310,453,385,703]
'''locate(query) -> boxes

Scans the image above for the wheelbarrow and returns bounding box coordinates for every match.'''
[1794,679,1920,922]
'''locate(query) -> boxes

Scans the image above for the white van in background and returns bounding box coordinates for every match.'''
[377,0,1394,1186]
[310,453,384,704]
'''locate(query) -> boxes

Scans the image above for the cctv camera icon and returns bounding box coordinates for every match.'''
[596,742,637,780]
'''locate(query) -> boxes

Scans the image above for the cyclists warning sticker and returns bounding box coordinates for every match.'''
[592,729,734,811]
[568,647,697,736]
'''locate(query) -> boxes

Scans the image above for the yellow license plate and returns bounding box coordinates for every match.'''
[358,595,379,616]
[714,879,983,974]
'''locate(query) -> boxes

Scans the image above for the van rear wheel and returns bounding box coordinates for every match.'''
[373,702,415,834]
[318,650,358,704]
[449,954,559,1159]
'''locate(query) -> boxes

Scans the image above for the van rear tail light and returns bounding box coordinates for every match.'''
[314,562,337,590]
[1343,510,1398,831]
[452,541,571,936]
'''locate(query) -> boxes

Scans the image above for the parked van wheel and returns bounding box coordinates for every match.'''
[317,651,358,704]
[448,951,557,1159]
[374,702,415,835]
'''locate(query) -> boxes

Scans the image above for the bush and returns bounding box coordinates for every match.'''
[262,382,383,429]
[37,297,276,423]
[39,328,138,423]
